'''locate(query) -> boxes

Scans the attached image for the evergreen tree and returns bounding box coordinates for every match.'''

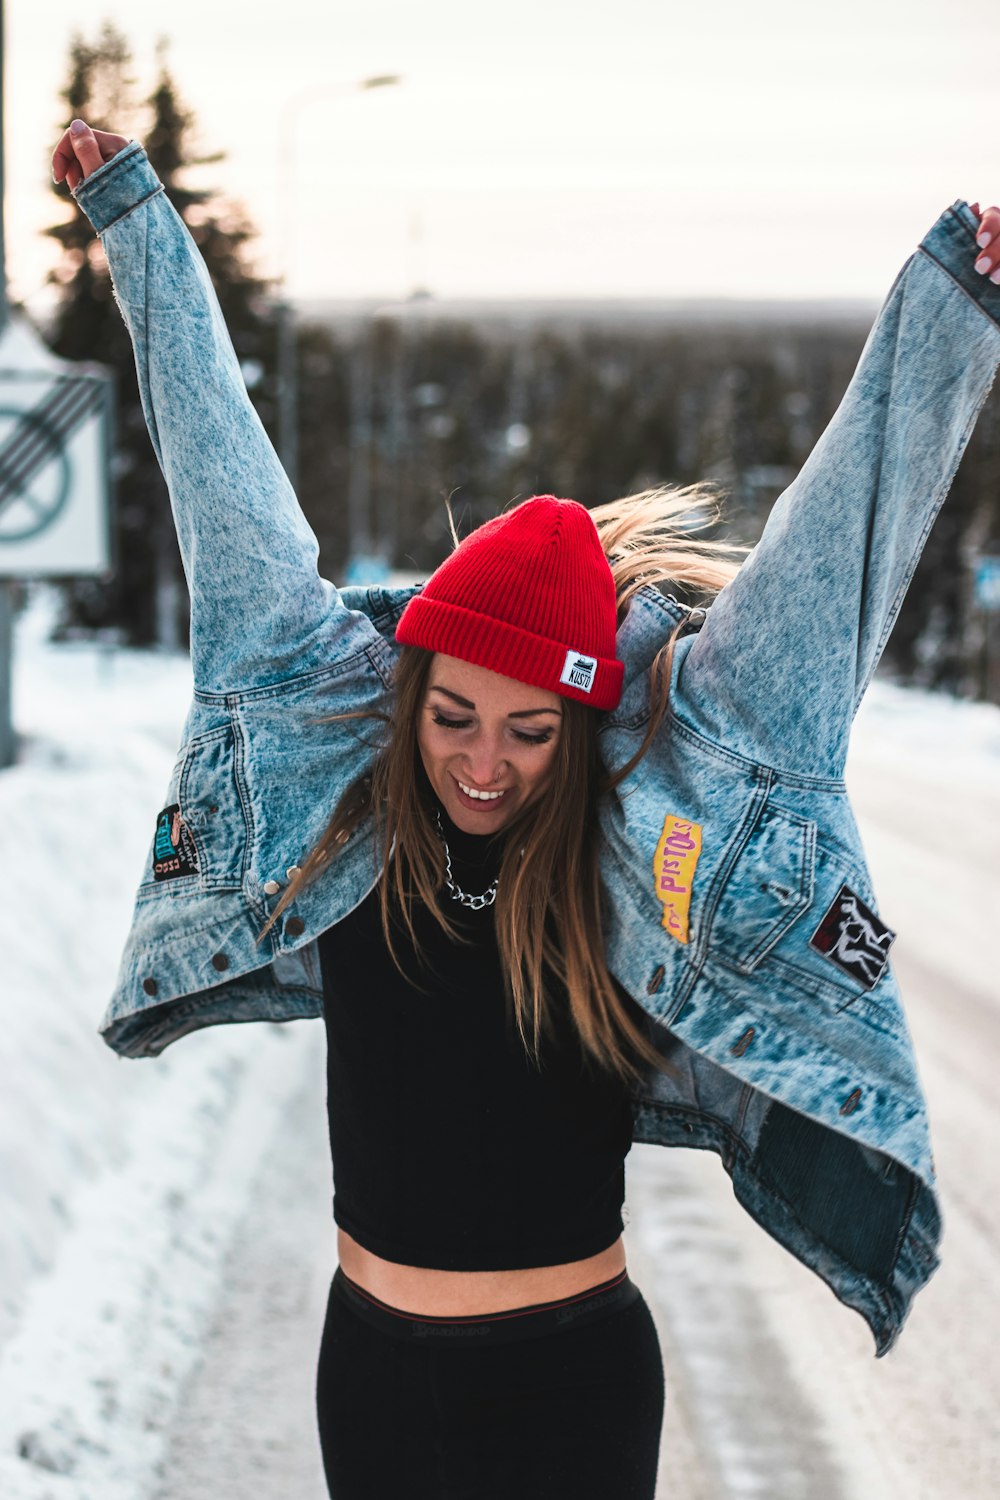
[45,26,277,647]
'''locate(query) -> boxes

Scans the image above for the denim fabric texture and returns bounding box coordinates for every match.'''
[74,145,1000,1355]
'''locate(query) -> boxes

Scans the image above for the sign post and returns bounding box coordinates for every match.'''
[0,577,11,767]
[0,0,114,769]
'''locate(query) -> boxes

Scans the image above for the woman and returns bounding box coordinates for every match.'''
[53,119,1000,1498]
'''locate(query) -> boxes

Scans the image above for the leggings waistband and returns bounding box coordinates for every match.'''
[331,1265,640,1345]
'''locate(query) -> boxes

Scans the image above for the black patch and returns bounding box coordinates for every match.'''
[152,804,200,882]
[753,1097,916,1283]
[808,883,895,990]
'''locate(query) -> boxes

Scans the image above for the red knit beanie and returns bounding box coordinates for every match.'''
[395,495,624,710]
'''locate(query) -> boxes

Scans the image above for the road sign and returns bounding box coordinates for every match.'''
[973,555,1000,612]
[0,313,112,578]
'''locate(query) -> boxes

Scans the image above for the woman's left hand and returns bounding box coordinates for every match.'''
[52,119,130,191]
[970,202,1000,284]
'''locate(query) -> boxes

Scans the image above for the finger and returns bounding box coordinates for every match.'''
[975,203,1000,245]
[973,204,1000,280]
[91,127,131,163]
[51,126,78,184]
[977,204,1000,265]
[66,119,106,181]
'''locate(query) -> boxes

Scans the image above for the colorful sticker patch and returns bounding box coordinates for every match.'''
[152,804,200,882]
[653,814,703,943]
[808,883,895,991]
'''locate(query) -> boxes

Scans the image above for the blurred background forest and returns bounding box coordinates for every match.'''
[38,22,1000,696]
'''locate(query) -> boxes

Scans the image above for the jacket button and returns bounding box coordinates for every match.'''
[263,879,281,895]
[646,965,665,995]
[286,865,302,880]
[211,953,229,972]
[286,916,305,938]
[142,977,158,997]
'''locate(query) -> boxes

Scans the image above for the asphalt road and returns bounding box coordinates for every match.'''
[150,746,1000,1500]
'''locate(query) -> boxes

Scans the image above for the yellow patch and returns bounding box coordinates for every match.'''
[653,814,703,944]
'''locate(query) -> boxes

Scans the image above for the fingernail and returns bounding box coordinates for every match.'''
[974,256,992,275]
[70,118,87,136]
[991,267,1000,286]
[977,231,993,249]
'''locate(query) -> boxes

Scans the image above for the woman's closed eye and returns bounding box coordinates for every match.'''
[509,724,557,744]
[430,711,553,746]
[431,712,472,732]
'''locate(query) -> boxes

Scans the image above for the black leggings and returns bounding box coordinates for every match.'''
[315,1265,665,1499]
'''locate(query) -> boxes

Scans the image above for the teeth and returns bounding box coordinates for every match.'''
[458,780,506,801]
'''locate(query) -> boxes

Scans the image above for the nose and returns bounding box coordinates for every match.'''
[461,732,505,788]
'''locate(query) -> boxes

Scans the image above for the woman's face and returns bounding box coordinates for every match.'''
[417,654,564,834]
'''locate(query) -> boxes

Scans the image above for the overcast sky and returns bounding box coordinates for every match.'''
[5,0,999,310]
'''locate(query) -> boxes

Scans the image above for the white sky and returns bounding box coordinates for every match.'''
[5,0,1000,309]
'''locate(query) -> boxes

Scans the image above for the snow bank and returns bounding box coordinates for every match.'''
[0,592,314,1497]
[850,675,1000,794]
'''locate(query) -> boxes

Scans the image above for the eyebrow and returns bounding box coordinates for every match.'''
[428,685,563,719]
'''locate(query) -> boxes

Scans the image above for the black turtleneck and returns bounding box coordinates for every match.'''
[316,793,634,1272]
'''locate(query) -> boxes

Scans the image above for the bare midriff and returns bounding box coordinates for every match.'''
[337,1228,627,1316]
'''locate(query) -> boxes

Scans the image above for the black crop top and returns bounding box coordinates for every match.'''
[317,798,635,1272]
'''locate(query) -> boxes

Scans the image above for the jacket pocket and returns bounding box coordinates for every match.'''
[710,803,816,972]
[138,724,248,895]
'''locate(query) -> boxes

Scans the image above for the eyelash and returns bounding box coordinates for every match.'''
[430,711,554,746]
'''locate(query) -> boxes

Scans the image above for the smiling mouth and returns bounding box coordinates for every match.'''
[454,777,508,802]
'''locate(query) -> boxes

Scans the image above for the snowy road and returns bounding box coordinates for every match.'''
[2,607,998,1500]
[147,1014,719,1500]
[147,704,1000,1500]
[148,1035,334,1500]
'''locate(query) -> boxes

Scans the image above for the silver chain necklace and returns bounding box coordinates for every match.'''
[434,810,499,910]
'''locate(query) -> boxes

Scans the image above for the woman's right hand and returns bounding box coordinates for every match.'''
[52,119,130,191]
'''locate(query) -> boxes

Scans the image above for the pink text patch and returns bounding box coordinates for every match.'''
[653,814,702,944]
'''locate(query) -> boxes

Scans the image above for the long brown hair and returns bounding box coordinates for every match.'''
[260,484,744,1084]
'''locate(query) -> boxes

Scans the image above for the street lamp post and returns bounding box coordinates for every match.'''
[274,75,401,495]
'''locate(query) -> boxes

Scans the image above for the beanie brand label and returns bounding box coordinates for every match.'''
[560,650,598,694]
[653,814,703,944]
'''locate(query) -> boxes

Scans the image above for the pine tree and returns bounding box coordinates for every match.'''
[45,27,277,647]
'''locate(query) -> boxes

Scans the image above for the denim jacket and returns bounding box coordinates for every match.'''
[74,145,1000,1355]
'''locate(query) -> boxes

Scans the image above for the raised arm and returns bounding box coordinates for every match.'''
[53,120,378,693]
[676,200,1000,780]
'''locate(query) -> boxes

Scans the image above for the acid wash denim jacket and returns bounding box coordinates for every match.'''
[74,144,1000,1356]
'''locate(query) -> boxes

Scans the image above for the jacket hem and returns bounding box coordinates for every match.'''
[100,980,323,1058]
[632,1097,941,1356]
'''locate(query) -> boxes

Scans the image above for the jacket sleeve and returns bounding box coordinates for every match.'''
[677,201,1000,780]
[72,142,380,692]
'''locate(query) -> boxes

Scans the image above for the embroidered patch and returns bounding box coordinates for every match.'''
[559,649,597,694]
[152,804,200,882]
[653,814,703,944]
[808,884,896,990]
